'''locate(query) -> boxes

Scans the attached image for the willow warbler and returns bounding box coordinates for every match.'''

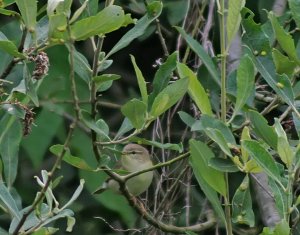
[94,144,153,196]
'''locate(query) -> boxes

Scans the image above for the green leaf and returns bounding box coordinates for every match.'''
[272,49,297,78]
[93,74,121,91]
[71,5,125,41]
[260,219,290,235]
[209,158,239,172]
[233,54,255,117]
[242,140,281,183]
[289,0,300,29]
[130,55,148,104]
[269,12,299,63]
[0,32,25,58]
[129,136,183,153]
[80,110,110,141]
[0,182,21,221]
[232,174,255,226]
[242,10,295,107]
[150,77,189,118]
[175,27,220,85]
[69,0,89,24]
[241,126,250,163]
[1,103,25,119]
[70,48,91,83]
[16,0,37,32]
[0,115,22,186]
[178,111,196,128]
[177,63,213,116]
[24,64,39,106]
[248,110,278,149]
[121,99,147,129]
[189,140,226,225]
[106,1,163,58]
[115,118,134,139]
[227,0,245,48]
[198,115,236,144]
[274,119,293,168]
[50,145,95,171]
[206,128,233,156]
[189,140,226,196]
[293,112,300,139]
[148,51,178,107]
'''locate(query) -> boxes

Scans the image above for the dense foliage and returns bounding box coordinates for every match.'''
[0,0,300,234]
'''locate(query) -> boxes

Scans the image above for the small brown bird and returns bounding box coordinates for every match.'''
[94,144,153,196]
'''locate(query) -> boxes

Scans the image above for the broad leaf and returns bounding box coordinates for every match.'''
[248,110,278,150]
[0,32,25,58]
[16,0,37,32]
[242,9,295,107]
[150,77,189,118]
[272,49,297,78]
[208,158,239,172]
[189,140,226,196]
[189,140,226,226]
[71,5,125,41]
[80,110,110,141]
[177,63,213,116]
[121,99,147,129]
[198,114,236,144]
[232,174,255,226]
[0,115,22,186]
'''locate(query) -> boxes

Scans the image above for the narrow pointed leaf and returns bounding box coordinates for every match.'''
[148,51,178,107]
[189,140,226,225]
[269,12,299,63]
[106,1,162,57]
[50,145,95,171]
[274,119,293,168]
[289,0,300,29]
[234,54,255,116]
[242,140,281,183]
[130,55,148,104]
[175,27,220,85]
[227,0,245,47]
[177,63,213,115]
